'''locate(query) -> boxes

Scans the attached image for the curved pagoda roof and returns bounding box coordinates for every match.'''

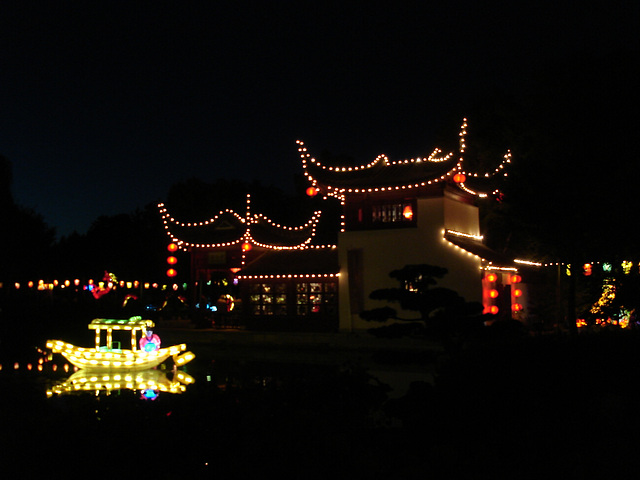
[158,195,327,250]
[299,119,511,200]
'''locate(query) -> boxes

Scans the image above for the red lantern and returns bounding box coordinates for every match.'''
[242,242,252,252]
[512,303,523,312]
[167,256,178,265]
[489,289,499,299]
[485,273,498,282]
[306,186,319,197]
[167,268,177,278]
[489,305,499,315]
[167,243,178,253]
[510,274,522,284]
[453,173,466,183]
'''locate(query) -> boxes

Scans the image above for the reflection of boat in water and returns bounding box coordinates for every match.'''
[46,317,195,371]
[46,368,195,396]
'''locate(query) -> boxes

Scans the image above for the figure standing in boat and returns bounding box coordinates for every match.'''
[140,327,161,352]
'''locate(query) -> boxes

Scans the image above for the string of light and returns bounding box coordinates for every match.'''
[299,119,512,200]
[236,273,340,280]
[158,195,336,250]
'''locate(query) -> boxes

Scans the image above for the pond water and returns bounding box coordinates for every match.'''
[4,326,640,478]
[0,340,434,479]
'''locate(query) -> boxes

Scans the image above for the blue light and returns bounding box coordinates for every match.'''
[142,389,158,400]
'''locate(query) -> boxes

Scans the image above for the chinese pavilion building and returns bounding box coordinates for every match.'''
[158,195,341,331]
[299,119,520,331]
[159,119,523,332]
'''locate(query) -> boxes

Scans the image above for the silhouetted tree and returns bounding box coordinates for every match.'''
[0,155,56,280]
[359,264,486,337]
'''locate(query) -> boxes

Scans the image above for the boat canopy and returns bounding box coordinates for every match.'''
[88,316,154,351]
[88,316,154,332]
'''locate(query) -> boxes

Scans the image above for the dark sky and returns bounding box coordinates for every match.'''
[1,1,637,237]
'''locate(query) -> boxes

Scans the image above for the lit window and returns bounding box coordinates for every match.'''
[249,283,287,315]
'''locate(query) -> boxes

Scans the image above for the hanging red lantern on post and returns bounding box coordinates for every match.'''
[306,186,319,197]
[241,242,252,252]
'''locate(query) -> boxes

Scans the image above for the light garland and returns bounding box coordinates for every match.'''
[514,259,543,267]
[441,230,485,262]
[158,195,336,250]
[236,273,340,281]
[299,119,512,200]
[444,228,484,241]
[484,265,519,272]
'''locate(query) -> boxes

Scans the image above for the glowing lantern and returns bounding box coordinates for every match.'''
[402,205,414,220]
[306,186,319,197]
[489,289,499,299]
[485,273,498,282]
[242,242,252,252]
[167,243,179,277]
[513,289,523,298]
[510,274,522,284]
[583,264,592,276]
[453,173,466,183]
[512,303,523,312]
[489,305,499,315]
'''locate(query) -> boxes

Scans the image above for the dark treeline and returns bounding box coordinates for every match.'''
[0,161,339,284]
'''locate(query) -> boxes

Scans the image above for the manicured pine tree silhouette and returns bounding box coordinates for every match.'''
[359,264,485,332]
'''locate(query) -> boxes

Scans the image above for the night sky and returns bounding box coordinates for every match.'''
[1,2,637,238]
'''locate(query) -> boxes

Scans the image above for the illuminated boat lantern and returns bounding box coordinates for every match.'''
[46,368,195,396]
[46,316,195,371]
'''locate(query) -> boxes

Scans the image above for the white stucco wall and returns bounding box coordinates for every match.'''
[338,193,483,332]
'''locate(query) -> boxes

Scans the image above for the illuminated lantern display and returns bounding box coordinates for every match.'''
[402,205,414,220]
[510,274,523,316]
[583,264,592,276]
[453,173,466,183]
[241,242,252,252]
[167,244,178,278]
[306,186,319,197]
[483,272,500,315]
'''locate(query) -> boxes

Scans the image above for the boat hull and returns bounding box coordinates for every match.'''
[46,340,188,371]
